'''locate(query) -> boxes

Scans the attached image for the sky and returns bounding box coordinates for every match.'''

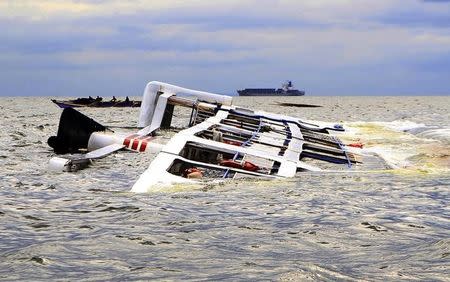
[1,0,450,96]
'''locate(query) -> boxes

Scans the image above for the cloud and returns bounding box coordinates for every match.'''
[374,0,450,28]
[0,0,449,96]
[422,0,450,2]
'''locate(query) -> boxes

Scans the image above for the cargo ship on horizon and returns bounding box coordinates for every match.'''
[237,80,305,96]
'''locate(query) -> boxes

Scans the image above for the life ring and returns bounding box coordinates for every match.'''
[219,159,260,172]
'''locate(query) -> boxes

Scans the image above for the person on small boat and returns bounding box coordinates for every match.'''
[125,96,130,102]
[111,96,117,102]
[95,96,102,101]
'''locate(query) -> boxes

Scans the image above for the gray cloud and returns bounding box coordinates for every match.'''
[1,0,450,96]
[374,7,450,28]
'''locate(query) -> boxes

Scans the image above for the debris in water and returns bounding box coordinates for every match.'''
[276,102,322,108]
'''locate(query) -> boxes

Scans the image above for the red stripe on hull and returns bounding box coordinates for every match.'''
[139,140,147,152]
[123,138,131,148]
[131,139,139,151]
[123,134,139,148]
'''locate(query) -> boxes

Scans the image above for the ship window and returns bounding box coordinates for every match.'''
[180,142,237,164]
[167,159,236,179]
[195,126,252,145]
[233,107,254,115]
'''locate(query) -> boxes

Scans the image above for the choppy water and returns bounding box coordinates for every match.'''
[0,96,449,281]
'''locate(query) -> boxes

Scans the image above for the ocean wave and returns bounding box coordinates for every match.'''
[373,120,427,132]
[345,120,450,172]
[369,121,450,144]
[413,128,450,144]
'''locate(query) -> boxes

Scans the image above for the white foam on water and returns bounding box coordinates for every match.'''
[360,146,415,169]
[377,120,427,132]
[351,120,450,144]
[345,120,426,133]
[344,120,450,173]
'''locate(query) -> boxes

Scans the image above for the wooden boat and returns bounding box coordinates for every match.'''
[47,81,388,193]
[51,97,141,108]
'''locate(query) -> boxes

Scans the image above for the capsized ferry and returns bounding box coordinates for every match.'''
[47,81,387,193]
[237,81,305,96]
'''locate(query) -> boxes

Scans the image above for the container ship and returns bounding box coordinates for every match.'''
[237,81,305,96]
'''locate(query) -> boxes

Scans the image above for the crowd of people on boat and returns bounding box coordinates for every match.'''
[55,95,140,108]
[84,96,131,103]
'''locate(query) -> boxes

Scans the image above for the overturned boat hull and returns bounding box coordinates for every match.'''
[47,81,387,193]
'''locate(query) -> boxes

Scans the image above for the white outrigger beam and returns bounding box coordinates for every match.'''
[48,81,369,193]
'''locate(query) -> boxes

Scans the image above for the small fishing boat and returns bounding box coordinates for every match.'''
[47,81,387,193]
[51,96,141,108]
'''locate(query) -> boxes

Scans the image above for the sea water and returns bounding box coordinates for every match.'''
[0,96,449,281]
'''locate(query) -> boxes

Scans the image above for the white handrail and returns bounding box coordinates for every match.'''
[138,81,233,127]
